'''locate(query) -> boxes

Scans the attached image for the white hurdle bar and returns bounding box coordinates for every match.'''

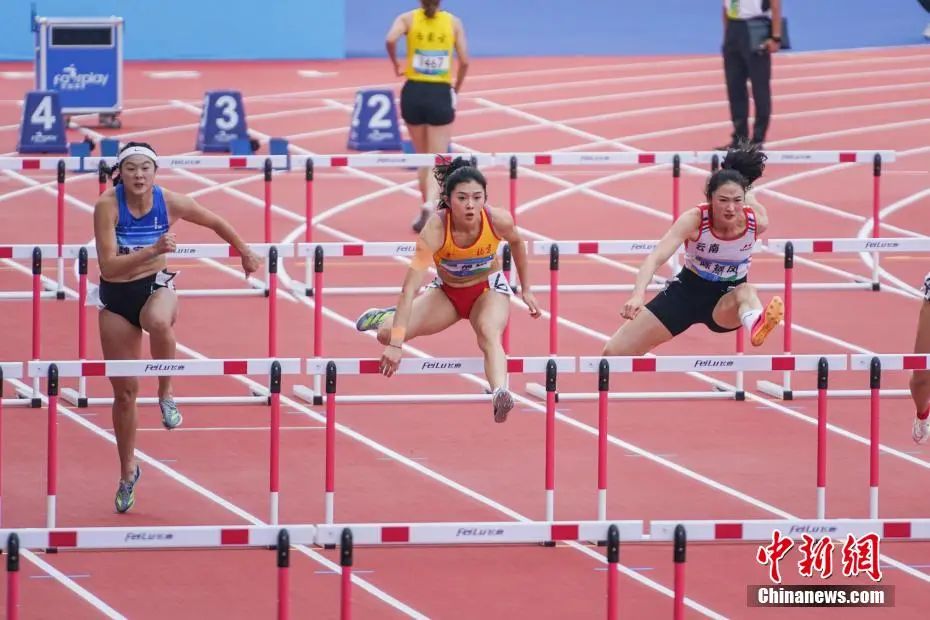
[0,520,642,549]
[4,243,292,407]
[574,355,847,521]
[315,520,642,546]
[650,518,930,542]
[1,524,315,550]
[301,356,576,525]
[294,241,514,398]
[27,358,300,527]
[849,354,930,519]
[756,239,930,400]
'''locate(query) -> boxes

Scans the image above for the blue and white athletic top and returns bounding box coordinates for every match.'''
[115,184,169,255]
[683,204,757,282]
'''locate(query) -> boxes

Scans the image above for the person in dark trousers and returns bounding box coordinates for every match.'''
[718,0,782,150]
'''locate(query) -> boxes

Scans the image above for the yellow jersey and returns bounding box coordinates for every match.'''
[405,8,455,84]
[433,207,501,285]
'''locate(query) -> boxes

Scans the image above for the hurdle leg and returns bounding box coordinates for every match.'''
[673,525,686,620]
[340,528,353,620]
[597,361,609,520]
[277,530,290,620]
[6,533,20,620]
[269,363,282,525]
[869,358,880,519]
[47,366,59,529]
[324,363,337,525]
[816,358,828,519]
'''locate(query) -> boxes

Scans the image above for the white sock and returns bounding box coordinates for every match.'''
[740,308,762,332]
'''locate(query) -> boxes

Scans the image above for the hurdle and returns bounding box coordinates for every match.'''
[575,354,847,520]
[650,518,930,542]
[497,149,893,227]
[757,239,930,400]
[292,240,515,402]
[315,519,641,545]
[848,354,929,519]
[27,358,300,526]
[303,356,575,525]
[52,243,290,407]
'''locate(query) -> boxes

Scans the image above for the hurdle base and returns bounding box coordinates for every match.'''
[756,381,793,400]
[525,383,740,402]
[60,388,268,407]
[56,291,66,300]
[14,387,42,408]
[294,384,493,405]
[755,382,911,400]
[1,397,37,408]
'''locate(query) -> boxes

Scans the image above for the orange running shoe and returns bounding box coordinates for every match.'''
[750,296,785,347]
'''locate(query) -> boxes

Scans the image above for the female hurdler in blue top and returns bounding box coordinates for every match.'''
[93,141,262,513]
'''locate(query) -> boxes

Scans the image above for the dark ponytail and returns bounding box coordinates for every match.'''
[421,0,440,18]
[433,156,487,209]
[705,141,767,200]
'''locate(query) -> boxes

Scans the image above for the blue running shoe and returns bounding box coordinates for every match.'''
[115,464,141,514]
[355,307,396,332]
[159,397,183,429]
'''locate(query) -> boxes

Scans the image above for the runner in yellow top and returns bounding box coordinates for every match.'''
[355,158,541,423]
[386,0,470,233]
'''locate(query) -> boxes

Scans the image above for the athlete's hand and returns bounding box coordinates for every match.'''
[393,61,404,77]
[152,233,177,255]
[522,290,541,318]
[621,294,645,321]
[380,344,403,378]
[240,249,263,278]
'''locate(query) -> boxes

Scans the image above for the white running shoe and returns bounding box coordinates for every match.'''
[913,416,930,445]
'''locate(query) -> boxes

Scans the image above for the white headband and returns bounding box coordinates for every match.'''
[118,146,158,165]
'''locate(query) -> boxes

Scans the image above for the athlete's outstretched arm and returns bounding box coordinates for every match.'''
[379,216,444,376]
[490,207,539,318]
[165,191,262,277]
[622,208,701,320]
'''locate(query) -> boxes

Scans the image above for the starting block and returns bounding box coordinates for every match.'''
[197,90,250,153]
[17,90,67,154]
[348,88,402,151]
[100,138,120,157]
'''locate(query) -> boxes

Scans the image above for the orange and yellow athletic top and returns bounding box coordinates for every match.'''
[405,8,455,84]
[433,207,501,286]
